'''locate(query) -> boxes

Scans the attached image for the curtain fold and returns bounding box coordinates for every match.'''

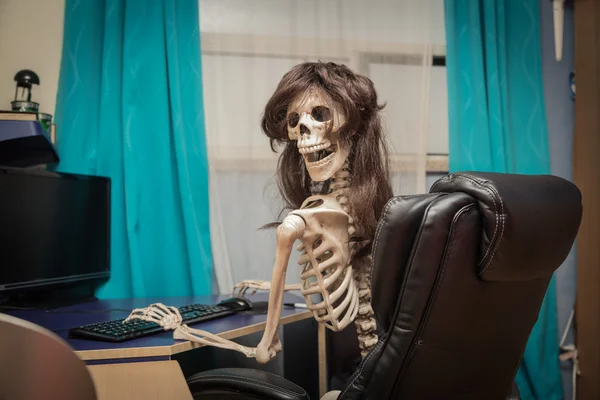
[54,0,212,298]
[444,0,561,399]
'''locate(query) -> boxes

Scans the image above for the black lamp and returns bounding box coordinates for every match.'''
[11,69,40,113]
[0,69,58,168]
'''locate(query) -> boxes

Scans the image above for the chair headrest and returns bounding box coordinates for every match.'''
[430,172,582,282]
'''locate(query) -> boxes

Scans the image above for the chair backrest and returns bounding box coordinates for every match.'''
[0,313,97,400]
[339,172,582,399]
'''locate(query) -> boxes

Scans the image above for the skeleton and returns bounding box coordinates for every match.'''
[125,63,386,364]
[233,89,377,357]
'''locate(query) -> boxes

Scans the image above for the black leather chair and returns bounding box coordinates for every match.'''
[187,172,582,400]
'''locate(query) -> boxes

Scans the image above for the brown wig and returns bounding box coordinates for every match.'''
[262,62,393,258]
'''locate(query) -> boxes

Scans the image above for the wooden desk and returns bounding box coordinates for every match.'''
[7,293,310,360]
[88,361,192,400]
[6,293,328,395]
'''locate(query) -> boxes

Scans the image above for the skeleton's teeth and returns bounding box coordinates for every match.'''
[299,143,330,154]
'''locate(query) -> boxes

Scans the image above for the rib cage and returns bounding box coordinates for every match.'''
[290,194,359,331]
[290,163,378,355]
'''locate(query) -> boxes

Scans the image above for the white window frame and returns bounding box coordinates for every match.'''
[201,32,449,173]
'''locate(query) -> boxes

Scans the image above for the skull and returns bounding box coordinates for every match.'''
[287,90,350,182]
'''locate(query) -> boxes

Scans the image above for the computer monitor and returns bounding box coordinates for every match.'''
[0,167,110,299]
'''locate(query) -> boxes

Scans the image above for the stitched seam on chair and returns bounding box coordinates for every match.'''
[369,194,445,291]
[428,174,500,267]
[445,173,503,270]
[188,376,305,397]
[370,197,402,285]
[339,338,386,398]
[372,195,437,257]
[391,203,477,395]
[429,175,451,192]
[395,194,435,199]
[347,193,444,398]
[392,203,470,388]
[353,198,438,398]
[340,196,425,399]
[476,181,505,275]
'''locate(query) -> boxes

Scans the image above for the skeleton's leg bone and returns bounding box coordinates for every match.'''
[256,214,305,364]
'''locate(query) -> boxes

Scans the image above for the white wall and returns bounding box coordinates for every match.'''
[201,0,449,292]
[0,0,445,136]
[199,0,446,45]
[0,0,65,116]
[199,0,449,160]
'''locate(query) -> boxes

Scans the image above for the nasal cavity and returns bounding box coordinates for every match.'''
[300,124,310,136]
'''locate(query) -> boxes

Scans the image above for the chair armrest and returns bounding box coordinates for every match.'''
[186,368,309,400]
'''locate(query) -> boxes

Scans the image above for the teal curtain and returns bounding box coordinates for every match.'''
[54,0,212,298]
[444,1,561,399]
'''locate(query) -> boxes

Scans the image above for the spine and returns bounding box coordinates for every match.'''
[331,162,378,357]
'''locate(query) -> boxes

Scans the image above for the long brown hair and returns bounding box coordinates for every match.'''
[262,62,393,259]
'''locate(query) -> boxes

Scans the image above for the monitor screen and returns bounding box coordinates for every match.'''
[0,168,110,291]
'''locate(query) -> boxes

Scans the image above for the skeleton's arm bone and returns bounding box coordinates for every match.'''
[124,214,305,364]
[173,326,256,358]
[124,303,257,358]
[255,214,305,364]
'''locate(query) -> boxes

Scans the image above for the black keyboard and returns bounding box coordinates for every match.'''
[68,300,250,343]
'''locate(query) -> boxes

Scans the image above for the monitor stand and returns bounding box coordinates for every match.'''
[0,283,98,310]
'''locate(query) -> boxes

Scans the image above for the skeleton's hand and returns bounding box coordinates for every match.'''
[233,280,303,296]
[232,280,271,296]
[123,303,183,331]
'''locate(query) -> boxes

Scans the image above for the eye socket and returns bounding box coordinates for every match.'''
[311,106,331,122]
[288,112,300,128]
